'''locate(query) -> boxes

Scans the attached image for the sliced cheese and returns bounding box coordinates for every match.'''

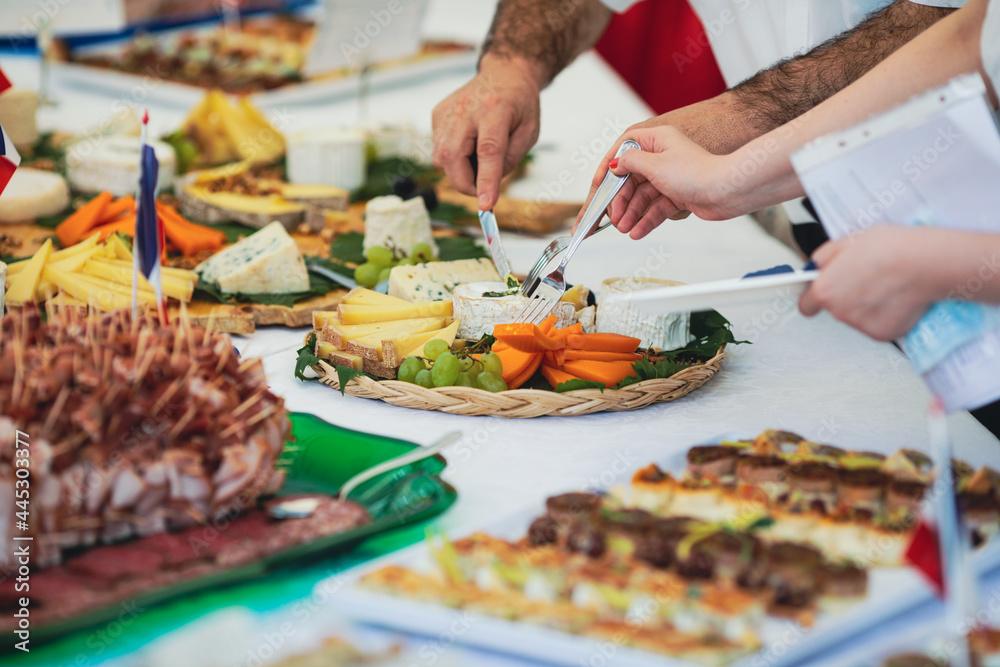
[338,300,452,325]
[341,287,410,307]
[323,316,446,349]
[314,310,340,329]
[345,319,445,361]
[195,221,309,295]
[6,233,101,276]
[363,195,437,258]
[49,245,104,273]
[452,281,575,341]
[387,258,501,303]
[329,349,365,371]
[0,169,70,223]
[43,266,132,311]
[596,277,692,351]
[82,260,195,302]
[383,319,461,368]
[67,136,176,197]
[5,238,52,304]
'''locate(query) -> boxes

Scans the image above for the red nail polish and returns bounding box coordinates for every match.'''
[608,158,619,169]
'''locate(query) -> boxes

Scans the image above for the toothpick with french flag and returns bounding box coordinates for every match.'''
[0,66,21,198]
[133,110,167,321]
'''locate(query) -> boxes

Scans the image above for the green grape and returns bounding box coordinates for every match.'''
[365,245,395,268]
[477,371,508,393]
[415,369,434,388]
[378,267,392,282]
[454,372,476,387]
[458,356,473,372]
[412,242,434,262]
[424,339,450,361]
[466,359,482,380]
[354,262,379,287]
[480,351,503,376]
[398,356,425,384]
[431,352,460,387]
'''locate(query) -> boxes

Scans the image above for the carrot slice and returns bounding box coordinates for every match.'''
[563,350,643,362]
[92,215,136,241]
[540,365,585,389]
[537,314,558,335]
[56,191,113,247]
[157,203,226,256]
[98,196,135,224]
[508,353,543,389]
[494,347,542,385]
[493,322,564,353]
[566,332,641,353]
[562,359,638,386]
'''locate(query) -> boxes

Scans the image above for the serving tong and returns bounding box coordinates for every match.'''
[516,140,641,324]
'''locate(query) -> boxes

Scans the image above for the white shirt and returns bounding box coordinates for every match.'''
[983,0,1000,94]
[601,0,968,87]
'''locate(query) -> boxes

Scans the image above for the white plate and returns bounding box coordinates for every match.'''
[53,30,476,109]
[327,504,1000,667]
[621,271,819,315]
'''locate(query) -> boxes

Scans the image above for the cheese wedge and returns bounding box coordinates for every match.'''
[338,300,452,324]
[341,287,410,307]
[345,319,445,361]
[322,316,446,349]
[5,238,53,304]
[49,246,104,273]
[82,260,195,302]
[329,350,365,371]
[382,319,460,368]
[363,356,398,379]
[313,310,340,329]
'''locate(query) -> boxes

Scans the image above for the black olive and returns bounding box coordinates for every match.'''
[391,176,417,199]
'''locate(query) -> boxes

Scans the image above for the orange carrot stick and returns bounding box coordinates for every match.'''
[56,191,112,247]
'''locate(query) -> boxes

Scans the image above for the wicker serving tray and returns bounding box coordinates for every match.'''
[314,347,726,418]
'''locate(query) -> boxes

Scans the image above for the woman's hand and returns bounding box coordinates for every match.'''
[798,225,949,341]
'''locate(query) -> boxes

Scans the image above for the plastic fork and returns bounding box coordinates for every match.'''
[516,140,641,323]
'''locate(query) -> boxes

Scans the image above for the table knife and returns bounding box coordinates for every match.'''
[478,209,512,278]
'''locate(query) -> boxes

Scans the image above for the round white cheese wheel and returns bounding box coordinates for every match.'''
[0,88,39,150]
[453,281,576,340]
[596,277,693,351]
[0,168,70,223]
[364,123,421,161]
[363,195,438,257]
[66,136,177,197]
[287,127,365,190]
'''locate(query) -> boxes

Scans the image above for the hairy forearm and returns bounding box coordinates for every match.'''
[480,0,612,87]
[729,0,954,137]
[720,0,988,213]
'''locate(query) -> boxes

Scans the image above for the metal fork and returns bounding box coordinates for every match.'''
[516,140,641,323]
[519,217,613,298]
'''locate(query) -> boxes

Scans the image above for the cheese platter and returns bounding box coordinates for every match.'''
[330,429,1000,667]
[298,269,739,417]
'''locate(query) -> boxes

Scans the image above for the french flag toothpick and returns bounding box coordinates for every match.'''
[0,123,20,197]
[133,110,167,321]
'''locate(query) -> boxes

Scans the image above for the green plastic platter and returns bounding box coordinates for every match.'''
[4,412,456,652]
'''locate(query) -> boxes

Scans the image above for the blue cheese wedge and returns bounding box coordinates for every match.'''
[388,258,502,302]
[364,195,437,257]
[453,281,576,340]
[195,221,309,294]
[596,277,692,351]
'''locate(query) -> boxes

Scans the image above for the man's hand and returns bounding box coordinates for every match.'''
[431,55,542,211]
[798,226,947,342]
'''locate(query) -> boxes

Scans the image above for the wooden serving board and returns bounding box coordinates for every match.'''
[1,216,359,335]
[437,174,581,235]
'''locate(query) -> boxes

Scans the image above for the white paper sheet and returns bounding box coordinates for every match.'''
[792,74,1000,412]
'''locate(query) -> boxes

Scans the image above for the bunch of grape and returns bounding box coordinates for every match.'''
[397,340,508,392]
[354,242,436,288]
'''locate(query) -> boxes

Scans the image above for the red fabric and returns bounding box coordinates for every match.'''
[594,0,726,115]
[905,518,944,596]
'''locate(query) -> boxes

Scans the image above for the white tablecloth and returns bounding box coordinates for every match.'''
[3,1,1000,664]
